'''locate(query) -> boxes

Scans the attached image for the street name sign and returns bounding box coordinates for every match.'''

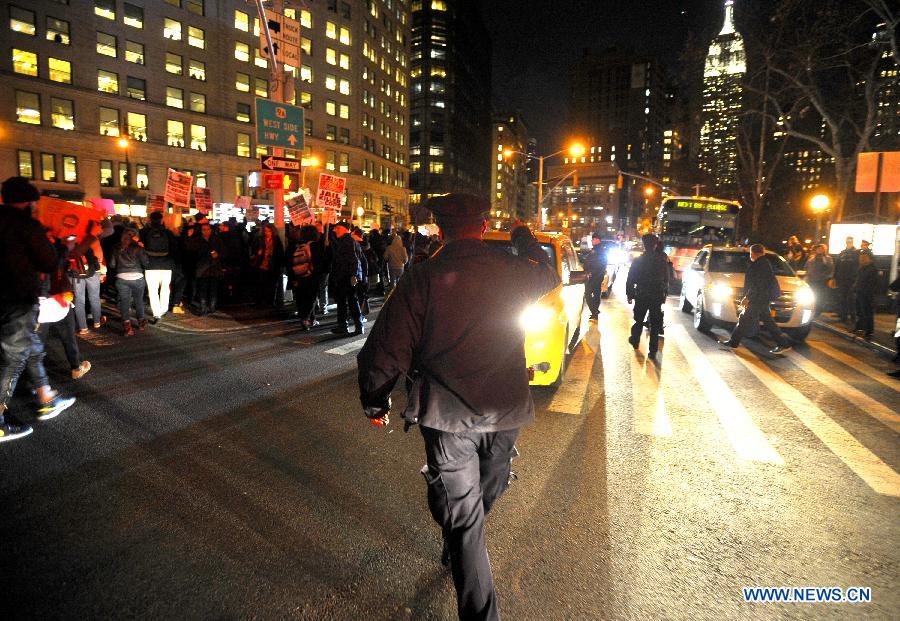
[255,98,304,150]
[260,156,301,172]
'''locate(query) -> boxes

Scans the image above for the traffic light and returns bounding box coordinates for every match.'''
[282,172,299,192]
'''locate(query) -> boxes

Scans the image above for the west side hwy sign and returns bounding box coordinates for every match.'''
[255,98,304,150]
[260,156,301,172]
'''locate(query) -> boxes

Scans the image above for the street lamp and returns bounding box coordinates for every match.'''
[504,141,586,230]
[810,193,830,244]
[644,186,655,198]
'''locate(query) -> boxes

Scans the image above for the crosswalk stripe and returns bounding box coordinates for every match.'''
[783,350,900,434]
[806,340,900,394]
[666,323,784,464]
[630,354,673,437]
[324,337,368,355]
[548,338,596,415]
[735,350,900,497]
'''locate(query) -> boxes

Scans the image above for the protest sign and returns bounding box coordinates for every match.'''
[147,194,166,213]
[286,194,314,225]
[194,187,212,215]
[164,169,193,209]
[234,196,252,211]
[316,173,346,215]
[34,196,105,241]
[245,204,259,221]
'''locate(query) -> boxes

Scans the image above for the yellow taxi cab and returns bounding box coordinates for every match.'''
[482,230,588,386]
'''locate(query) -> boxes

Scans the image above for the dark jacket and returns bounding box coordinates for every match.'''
[110,243,150,277]
[329,233,363,284]
[835,248,860,285]
[250,233,284,272]
[743,255,780,304]
[192,235,225,279]
[0,204,58,305]
[853,263,880,299]
[140,224,178,270]
[583,246,607,277]
[357,228,560,433]
[625,250,669,302]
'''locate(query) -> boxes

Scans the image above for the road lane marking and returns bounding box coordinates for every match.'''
[783,349,900,434]
[324,337,368,355]
[807,340,900,394]
[630,354,673,436]
[666,324,784,464]
[548,339,596,415]
[735,350,900,497]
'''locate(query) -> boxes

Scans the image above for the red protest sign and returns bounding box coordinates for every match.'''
[148,194,166,213]
[316,173,346,212]
[34,197,105,241]
[194,187,212,215]
[164,169,193,209]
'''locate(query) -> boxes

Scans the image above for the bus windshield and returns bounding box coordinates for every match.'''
[657,196,741,247]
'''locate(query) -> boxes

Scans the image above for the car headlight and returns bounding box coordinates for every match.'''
[519,303,556,331]
[795,287,815,306]
[709,283,733,300]
[608,249,626,264]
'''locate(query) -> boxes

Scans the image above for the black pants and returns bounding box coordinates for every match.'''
[420,426,519,621]
[1,303,46,415]
[808,280,830,316]
[631,296,664,353]
[728,301,791,348]
[194,277,221,313]
[38,309,81,370]
[333,280,361,330]
[292,275,318,323]
[170,265,186,307]
[855,293,874,336]
[836,283,855,321]
[585,274,604,317]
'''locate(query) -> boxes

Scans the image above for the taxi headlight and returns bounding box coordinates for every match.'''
[795,287,815,306]
[519,304,555,331]
[710,283,733,300]
[608,249,627,264]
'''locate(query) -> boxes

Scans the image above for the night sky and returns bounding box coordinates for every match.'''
[481,0,724,149]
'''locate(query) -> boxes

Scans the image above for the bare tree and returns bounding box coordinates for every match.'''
[864,0,899,66]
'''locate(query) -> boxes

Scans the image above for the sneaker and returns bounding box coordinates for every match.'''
[71,360,91,380]
[717,338,738,350]
[123,321,135,337]
[352,326,365,337]
[149,316,160,325]
[0,421,33,443]
[77,328,89,336]
[35,395,75,421]
[172,305,186,315]
[769,344,792,355]
[93,316,107,329]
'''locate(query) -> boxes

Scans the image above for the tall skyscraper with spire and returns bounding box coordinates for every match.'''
[699,0,746,194]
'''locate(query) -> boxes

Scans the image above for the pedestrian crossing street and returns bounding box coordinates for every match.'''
[544,297,900,498]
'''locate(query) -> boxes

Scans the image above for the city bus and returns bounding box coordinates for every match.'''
[655,196,742,292]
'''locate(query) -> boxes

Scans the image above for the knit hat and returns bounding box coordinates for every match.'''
[1,176,40,204]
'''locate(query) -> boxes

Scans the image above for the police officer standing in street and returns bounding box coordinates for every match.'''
[357,193,559,621]
[720,243,793,355]
[625,234,669,359]
[582,233,607,321]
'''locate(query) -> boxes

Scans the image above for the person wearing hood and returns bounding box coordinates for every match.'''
[383,232,409,292]
[110,226,150,336]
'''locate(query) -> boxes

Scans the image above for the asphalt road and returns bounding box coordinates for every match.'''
[1,282,898,620]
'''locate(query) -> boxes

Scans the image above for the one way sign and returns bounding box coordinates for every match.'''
[260,156,301,172]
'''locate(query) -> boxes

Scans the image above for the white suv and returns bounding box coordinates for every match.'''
[679,245,816,341]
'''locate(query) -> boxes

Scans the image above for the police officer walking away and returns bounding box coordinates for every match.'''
[582,233,607,320]
[834,236,860,323]
[625,234,669,359]
[720,243,793,354]
[357,193,559,621]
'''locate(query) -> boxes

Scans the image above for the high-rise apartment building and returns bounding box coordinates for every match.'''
[698,0,746,194]
[1,0,411,226]
[490,111,530,224]
[872,23,899,150]
[407,0,491,217]
[544,160,621,241]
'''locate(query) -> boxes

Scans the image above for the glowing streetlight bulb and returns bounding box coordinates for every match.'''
[118,138,129,148]
[568,143,586,158]
[503,149,514,158]
[810,194,830,212]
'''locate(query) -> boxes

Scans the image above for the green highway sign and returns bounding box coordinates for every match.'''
[255,98,304,150]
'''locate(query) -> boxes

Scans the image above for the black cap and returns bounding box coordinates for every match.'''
[426,193,489,220]
[1,176,40,204]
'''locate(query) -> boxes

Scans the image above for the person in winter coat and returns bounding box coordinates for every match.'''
[140,211,178,324]
[329,221,364,336]
[804,243,834,317]
[287,225,321,329]
[383,233,409,292]
[582,234,608,321]
[250,223,284,308]
[191,222,225,315]
[834,237,860,322]
[110,227,150,336]
[70,230,106,334]
[853,252,880,339]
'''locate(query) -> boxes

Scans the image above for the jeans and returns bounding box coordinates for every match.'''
[38,308,81,370]
[388,266,404,292]
[1,303,49,414]
[420,426,519,621]
[194,277,221,313]
[145,269,172,318]
[728,301,791,348]
[631,295,664,353]
[317,274,329,311]
[116,278,146,324]
[73,273,103,330]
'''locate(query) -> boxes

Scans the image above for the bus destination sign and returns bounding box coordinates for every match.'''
[672,200,733,213]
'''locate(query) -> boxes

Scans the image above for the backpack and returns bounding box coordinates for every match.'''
[292,242,313,278]
[144,227,170,257]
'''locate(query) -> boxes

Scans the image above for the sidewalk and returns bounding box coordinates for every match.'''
[813,312,897,358]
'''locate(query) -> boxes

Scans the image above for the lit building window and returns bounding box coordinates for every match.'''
[97,31,117,57]
[188,26,204,49]
[340,54,350,70]
[254,48,267,68]
[326,100,336,116]
[189,59,205,80]
[326,48,337,65]
[12,49,38,76]
[235,10,249,31]
[124,3,143,28]
[166,52,182,74]
[431,1,447,10]
[136,164,149,189]
[46,16,69,44]
[97,70,119,93]
[429,161,444,173]
[236,103,251,123]
[99,107,119,136]
[236,132,250,157]
[339,104,349,119]
[10,6,36,34]
[326,22,337,39]
[42,153,57,181]
[340,27,351,45]
[95,0,115,20]
[194,171,207,188]
[301,65,313,83]
[300,10,312,28]
[190,125,206,151]
[164,18,181,41]
[167,120,185,147]
[255,78,268,97]
[63,155,77,183]
[236,72,250,92]
[235,42,249,62]
[326,74,337,90]
[126,112,146,141]
[166,86,183,108]
[48,57,71,83]
[326,151,336,171]
[339,79,350,95]
[18,150,34,178]
[126,76,145,100]
[16,91,40,125]
[190,92,206,113]
[301,37,312,55]
[125,40,144,64]
[51,97,74,130]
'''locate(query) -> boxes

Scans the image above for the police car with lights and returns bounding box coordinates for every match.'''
[679,245,816,341]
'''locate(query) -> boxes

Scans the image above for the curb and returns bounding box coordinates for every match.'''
[812,319,895,358]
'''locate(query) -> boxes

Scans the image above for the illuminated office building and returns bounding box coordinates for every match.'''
[490,111,530,224]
